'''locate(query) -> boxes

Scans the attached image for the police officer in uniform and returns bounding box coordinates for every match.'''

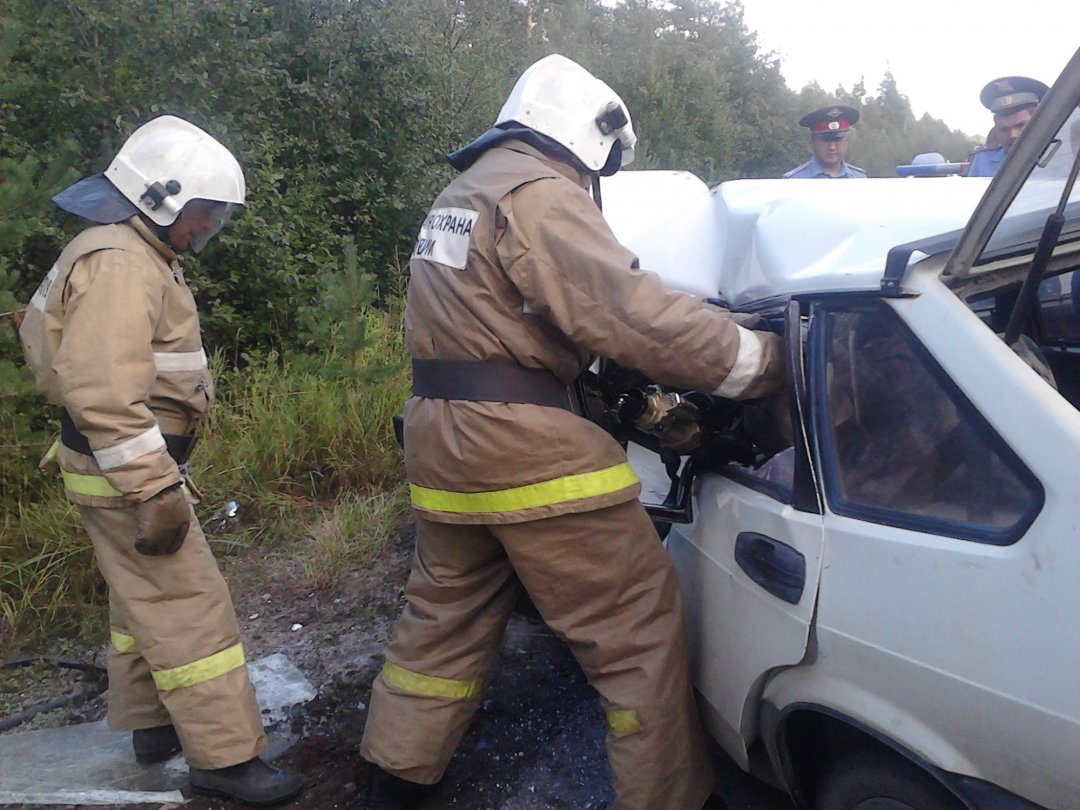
[783,105,867,178]
[19,116,303,805]
[359,54,785,810]
[967,76,1048,177]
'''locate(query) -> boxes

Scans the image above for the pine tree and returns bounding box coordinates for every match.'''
[294,234,389,378]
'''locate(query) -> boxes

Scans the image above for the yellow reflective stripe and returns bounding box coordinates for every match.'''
[606,708,642,734]
[111,630,137,653]
[381,661,484,700]
[410,463,639,514]
[45,439,60,461]
[151,642,246,691]
[62,470,123,497]
[60,472,189,499]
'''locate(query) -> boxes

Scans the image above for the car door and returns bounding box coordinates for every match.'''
[803,290,1080,807]
[659,301,826,768]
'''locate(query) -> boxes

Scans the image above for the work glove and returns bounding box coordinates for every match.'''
[134,483,190,556]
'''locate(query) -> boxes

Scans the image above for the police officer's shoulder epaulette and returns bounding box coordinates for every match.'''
[782,161,811,179]
[848,164,865,173]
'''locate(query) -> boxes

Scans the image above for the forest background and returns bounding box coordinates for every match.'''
[0,0,978,647]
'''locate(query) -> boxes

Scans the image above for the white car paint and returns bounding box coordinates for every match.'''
[605,156,1080,807]
[602,173,990,305]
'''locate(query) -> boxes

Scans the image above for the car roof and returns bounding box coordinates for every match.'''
[602,172,990,307]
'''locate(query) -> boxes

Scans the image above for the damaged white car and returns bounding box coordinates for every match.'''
[596,49,1080,810]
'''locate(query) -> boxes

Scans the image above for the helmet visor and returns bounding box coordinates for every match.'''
[52,174,139,224]
[182,199,235,253]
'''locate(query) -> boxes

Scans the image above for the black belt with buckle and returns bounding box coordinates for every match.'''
[60,410,198,466]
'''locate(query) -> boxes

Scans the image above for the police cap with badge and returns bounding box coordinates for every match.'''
[980,76,1048,116]
[799,105,860,140]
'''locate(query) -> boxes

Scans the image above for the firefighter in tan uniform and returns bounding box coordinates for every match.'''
[360,55,784,810]
[19,116,303,805]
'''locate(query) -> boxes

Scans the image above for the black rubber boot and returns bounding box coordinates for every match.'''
[132,724,182,764]
[361,766,437,809]
[189,756,304,805]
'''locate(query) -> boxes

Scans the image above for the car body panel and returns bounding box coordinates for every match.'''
[598,169,723,298]
[599,47,1080,810]
[666,486,824,769]
[805,270,1080,808]
[650,266,1080,808]
[602,173,989,305]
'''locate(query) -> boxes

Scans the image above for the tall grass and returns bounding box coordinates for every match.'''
[197,305,410,503]
[0,302,412,648]
[296,489,411,590]
[0,495,101,646]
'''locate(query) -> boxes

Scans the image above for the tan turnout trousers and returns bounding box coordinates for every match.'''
[362,501,714,810]
[79,503,266,769]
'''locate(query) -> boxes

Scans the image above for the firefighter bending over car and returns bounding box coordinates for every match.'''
[19,116,303,805]
[358,54,785,810]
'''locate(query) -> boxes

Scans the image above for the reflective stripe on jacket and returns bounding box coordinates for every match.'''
[20,217,213,505]
[405,141,783,524]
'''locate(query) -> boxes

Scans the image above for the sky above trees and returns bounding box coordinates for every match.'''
[741,0,1077,136]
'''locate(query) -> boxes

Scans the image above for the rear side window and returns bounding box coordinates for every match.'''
[1037,269,1080,346]
[816,304,1043,544]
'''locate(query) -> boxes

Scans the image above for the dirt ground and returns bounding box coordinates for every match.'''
[1,521,795,810]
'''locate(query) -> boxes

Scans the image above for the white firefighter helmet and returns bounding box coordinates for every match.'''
[495,54,636,174]
[105,115,245,227]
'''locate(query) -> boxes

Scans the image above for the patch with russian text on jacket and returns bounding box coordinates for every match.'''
[411,207,479,270]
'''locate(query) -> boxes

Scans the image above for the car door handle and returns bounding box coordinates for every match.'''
[734,532,806,605]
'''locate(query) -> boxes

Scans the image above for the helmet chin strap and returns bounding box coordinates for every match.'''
[140,215,172,245]
[590,137,624,209]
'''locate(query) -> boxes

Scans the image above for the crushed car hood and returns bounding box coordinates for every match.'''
[602,173,990,307]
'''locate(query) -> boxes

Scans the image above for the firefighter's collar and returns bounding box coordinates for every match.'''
[128,216,178,262]
[448,124,588,186]
[499,140,589,187]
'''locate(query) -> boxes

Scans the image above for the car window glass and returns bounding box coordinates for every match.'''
[822,307,1041,541]
[1038,268,1080,345]
[982,107,1080,260]
[966,271,1080,406]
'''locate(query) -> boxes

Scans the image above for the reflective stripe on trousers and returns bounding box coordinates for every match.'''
[381,661,484,700]
[111,630,247,691]
[378,660,641,734]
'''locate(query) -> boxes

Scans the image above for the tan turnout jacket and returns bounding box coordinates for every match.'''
[20,217,213,506]
[405,141,784,524]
